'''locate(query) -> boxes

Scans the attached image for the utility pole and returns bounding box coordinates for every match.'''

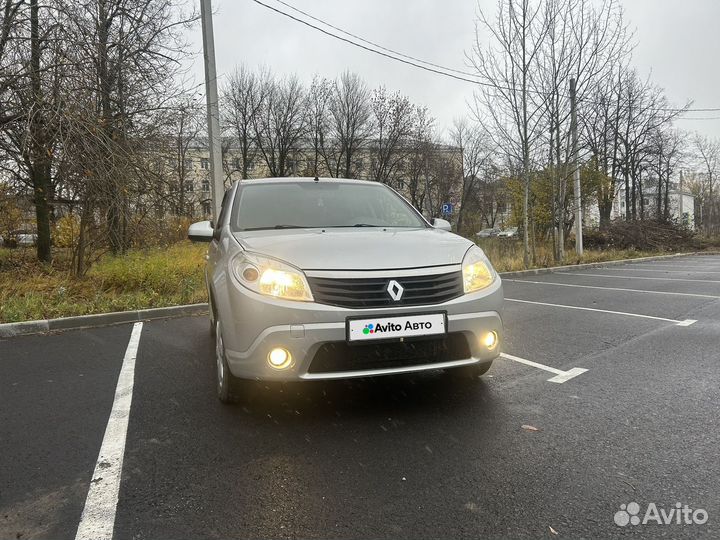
[569,77,583,256]
[200,0,224,222]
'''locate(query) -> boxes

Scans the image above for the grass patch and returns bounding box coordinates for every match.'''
[474,238,677,273]
[0,242,208,323]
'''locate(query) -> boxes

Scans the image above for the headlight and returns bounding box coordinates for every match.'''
[462,245,496,293]
[231,252,313,301]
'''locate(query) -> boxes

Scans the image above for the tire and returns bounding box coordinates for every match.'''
[214,320,240,404]
[450,360,493,380]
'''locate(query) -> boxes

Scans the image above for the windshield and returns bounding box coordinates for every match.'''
[231,181,427,231]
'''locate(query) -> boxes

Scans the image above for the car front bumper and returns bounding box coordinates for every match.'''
[216,276,504,381]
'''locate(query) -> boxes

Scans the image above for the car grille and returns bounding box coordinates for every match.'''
[307,271,464,309]
[307,333,471,374]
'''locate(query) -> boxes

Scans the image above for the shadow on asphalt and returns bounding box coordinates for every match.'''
[221,373,497,423]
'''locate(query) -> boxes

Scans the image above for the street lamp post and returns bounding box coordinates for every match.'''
[200,0,225,222]
[570,77,583,256]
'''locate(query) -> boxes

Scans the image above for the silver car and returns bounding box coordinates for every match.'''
[189,178,503,402]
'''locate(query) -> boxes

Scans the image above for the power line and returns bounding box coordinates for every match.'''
[250,0,595,102]
[675,116,720,121]
[250,0,491,88]
[251,0,720,115]
[271,0,480,80]
[664,108,720,113]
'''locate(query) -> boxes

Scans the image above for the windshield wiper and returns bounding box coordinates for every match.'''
[331,223,383,228]
[243,224,304,231]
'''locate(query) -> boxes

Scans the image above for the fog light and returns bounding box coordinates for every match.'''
[483,331,498,350]
[268,348,292,369]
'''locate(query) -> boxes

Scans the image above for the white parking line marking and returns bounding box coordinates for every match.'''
[75,322,143,540]
[500,353,588,383]
[604,267,720,275]
[628,264,720,270]
[504,279,720,300]
[505,298,696,326]
[557,272,720,284]
[547,368,590,383]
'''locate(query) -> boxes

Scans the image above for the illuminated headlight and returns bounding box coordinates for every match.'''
[462,246,496,293]
[232,251,313,301]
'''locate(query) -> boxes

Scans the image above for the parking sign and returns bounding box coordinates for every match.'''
[441,203,453,215]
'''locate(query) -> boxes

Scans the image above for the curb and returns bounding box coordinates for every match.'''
[1,251,717,339]
[0,303,209,339]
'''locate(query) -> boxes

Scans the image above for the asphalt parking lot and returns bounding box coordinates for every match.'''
[1,254,719,539]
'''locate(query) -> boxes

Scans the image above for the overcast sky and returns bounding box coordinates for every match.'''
[185,0,720,139]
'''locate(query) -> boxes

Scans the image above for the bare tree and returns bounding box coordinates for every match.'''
[469,0,550,267]
[582,65,626,228]
[369,86,414,185]
[403,106,434,211]
[648,128,684,220]
[162,99,203,216]
[304,75,332,177]
[538,0,631,258]
[451,118,493,235]
[616,71,681,221]
[321,71,372,178]
[223,65,265,179]
[424,148,463,219]
[63,0,193,254]
[253,73,307,177]
[0,0,67,262]
[0,0,27,129]
[693,134,720,233]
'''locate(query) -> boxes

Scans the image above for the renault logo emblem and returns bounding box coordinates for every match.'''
[386,280,404,301]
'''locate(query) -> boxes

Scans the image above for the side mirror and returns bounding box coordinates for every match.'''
[432,217,452,232]
[188,220,214,242]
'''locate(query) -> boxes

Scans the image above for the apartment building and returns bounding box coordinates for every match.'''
[164,140,464,219]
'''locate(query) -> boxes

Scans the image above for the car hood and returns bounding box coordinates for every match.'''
[232,228,474,270]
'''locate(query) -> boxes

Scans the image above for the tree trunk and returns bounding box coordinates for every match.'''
[75,202,92,276]
[32,167,52,263]
[630,168,637,220]
[599,199,612,229]
[656,159,663,220]
[456,191,467,236]
[638,169,644,220]
[107,197,123,254]
[708,181,714,233]
[624,168,630,221]
[663,163,671,220]
[97,0,122,254]
[29,0,51,263]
